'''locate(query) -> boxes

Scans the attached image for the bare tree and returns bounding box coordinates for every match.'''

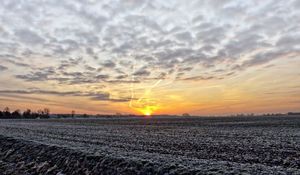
[4,107,10,113]
[12,109,21,117]
[71,110,75,118]
[23,109,31,118]
[37,109,44,115]
[3,107,11,117]
[44,108,50,116]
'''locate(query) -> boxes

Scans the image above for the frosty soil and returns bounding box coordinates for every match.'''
[0,116,300,174]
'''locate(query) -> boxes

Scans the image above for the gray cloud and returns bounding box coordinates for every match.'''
[115,75,128,79]
[178,67,193,72]
[229,49,300,73]
[14,29,45,45]
[0,90,82,96]
[179,75,218,81]
[58,58,84,70]
[15,64,110,84]
[276,35,300,49]
[4,59,31,68]
[0,89,129,103]
[85,65,96,71]
[0,0,299,89]
[174,31,193,42]
[0,65,8,71]
[105,80,140,84]
[102,60,116,68]
[294,0,300,8]
[133,69,151,77]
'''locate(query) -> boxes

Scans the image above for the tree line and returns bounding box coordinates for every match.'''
[0,107,50,119]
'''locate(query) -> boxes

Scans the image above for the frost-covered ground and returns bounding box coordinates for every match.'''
[0,116,300,174]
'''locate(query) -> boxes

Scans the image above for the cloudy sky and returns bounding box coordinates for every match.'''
[0,0,299,115]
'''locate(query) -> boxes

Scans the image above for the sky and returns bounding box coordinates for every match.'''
[0,0,300,115]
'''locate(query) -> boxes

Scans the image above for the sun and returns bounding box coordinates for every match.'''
[144,111,152,116]
[141,108,152,116]
[139,106,157,116]
[129,97,159,117]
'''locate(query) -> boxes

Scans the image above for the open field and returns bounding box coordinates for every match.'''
[1,116,300,174]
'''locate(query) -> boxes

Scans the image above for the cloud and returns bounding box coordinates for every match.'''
[89,93,130,102]
[86,47,94,55]
[228,49,300,75]
[133,69,151,77]
[105,80,140,84]
[0,89,129,103]
[0,90,83,96]
[0,95,52,103]
[276,35,300,49]
[294,0,300,8]
[85,65,96,71]
[1,0,296,79]
[196,26,226,45]
[178,67,193,72]
[16,72,49,82]
[15,69,110,84]
[95,74,109,79]
[115,75,128,79]
[179,75,217,81]
[102,60,116,68]
[58,58,84,70]
[174,31,193,42]
[4,59,31,68]
[223,33,268,58]
[0,65,8,71]
[14,29,45,45]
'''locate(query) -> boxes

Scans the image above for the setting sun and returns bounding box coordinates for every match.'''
[139,106,155,116]
[144,111,151,116]
[139,103,156,116]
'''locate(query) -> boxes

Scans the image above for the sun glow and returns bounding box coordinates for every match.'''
[129,75,161,116]
[144,111,152,116]
[140,106,154,116]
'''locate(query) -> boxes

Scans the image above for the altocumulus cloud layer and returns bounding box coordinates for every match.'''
[0,0,299,114]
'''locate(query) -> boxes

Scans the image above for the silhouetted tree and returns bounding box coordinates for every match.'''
[71,110,75,118]
[12,109,21,118]
[44,108,50,118]
[3,107,11,117]
[4,107,10,112]
[182,113,190,117]
[0,107,51,119]
[23,109,31,118]
[37,109,44,115]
